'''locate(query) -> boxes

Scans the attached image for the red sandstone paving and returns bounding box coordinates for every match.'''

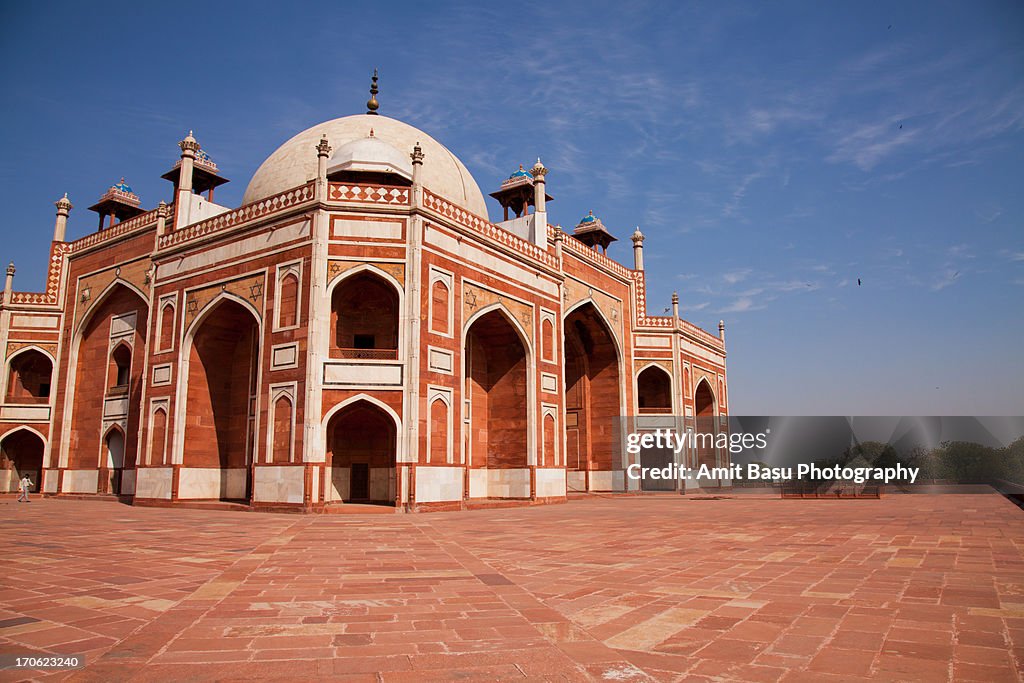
[0,494,1022,681]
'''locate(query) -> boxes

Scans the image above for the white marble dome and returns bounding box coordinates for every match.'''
[243,114,488,218]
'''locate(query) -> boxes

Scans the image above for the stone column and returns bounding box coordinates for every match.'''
[631,227,645,271]
[2,262,13,306]
[530,159,548,248]
[316,135,332,198]
[175,132,200,229]
[53,194,72,242]
[405,143,426,508]
[155,201,169,236]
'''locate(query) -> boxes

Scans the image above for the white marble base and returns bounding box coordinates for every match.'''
[415,466,462,502]
[178,467,248,500]
[63,469,98,493]
[254,466,304,504]
[136,468,173,499]
[535,467,566,498]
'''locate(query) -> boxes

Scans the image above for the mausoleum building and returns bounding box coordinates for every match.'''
[0,80,729,511]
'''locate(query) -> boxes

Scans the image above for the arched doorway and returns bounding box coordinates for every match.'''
[5,349,52,403]
[465,308,529,498]
[68,283,148,480]
[694,379,716,468]
[326,400,397,504]
[1,430,44,493]
[182,298,260,502]
[104,428,125,495]
[563,303,621,489]
[330,271,400,360]
[637,365,673,414]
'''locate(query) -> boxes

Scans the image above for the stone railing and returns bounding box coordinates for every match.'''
[423,190,558,269]
[70,205,169,254]
[679,319,723,348]
[552,224,633,279]
[158,181,315,250]
[9,242,72,306]
[631,271,723,348]
[328,183,410,205]
[333,348,399,361]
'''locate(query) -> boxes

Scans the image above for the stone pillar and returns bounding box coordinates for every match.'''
[530,159,548,249]
[719,319,725,342]
[530,159,547,213]
[631,227,645,270]
[404,143,426,508]
[178,132,199,194]
[410,142,424,208]
[3,262,14,306]
[672,292,679,320]
[175,131,200,229]
[315,135,331,199]
[53,194,72,242]
[155,201,169,236]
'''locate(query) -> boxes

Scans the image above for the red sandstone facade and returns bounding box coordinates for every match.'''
[0,109,729,511]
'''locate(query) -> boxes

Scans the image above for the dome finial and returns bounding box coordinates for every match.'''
[366,68,380,115]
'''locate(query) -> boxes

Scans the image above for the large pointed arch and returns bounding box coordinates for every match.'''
[323,395,402,505]
[63,281,149,475]
[326,264,405,361]
[3,346,54,403]
[462,303,535,496]
[0,427,46,493]
[563,300,624,486]
[636,364,674,414]
[693,378,717,469]
[175,293,262,502]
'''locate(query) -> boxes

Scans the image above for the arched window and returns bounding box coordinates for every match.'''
[429,398,448,463]
[430,280,449,335]
[543,413,556,467]
[272,395,293,463]
[331,272,400,360]
[159,304,175,351]
[542,318,555,362]
[278,273,299,329]
[5,350,52,403]
[150,408,168,466]
[109,344,132,391]
[637,366,673,414]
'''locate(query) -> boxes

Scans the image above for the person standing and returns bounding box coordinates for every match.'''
[17,475,32,503]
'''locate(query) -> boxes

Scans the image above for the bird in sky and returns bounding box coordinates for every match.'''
[857,278,862,286]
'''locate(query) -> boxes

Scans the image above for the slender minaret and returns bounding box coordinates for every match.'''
[530,159,548,213]
[155,201,169,236]
[3,262,14,306]
[366,69,380,115]
[672,292,679,320]
[631,227,645,270]
[410,141,424,208]
[175,131,200,229]
[719,320,725,342]
[315,134,332,200]
[530,158,549,248]
[177,131,200,195]
[53,194,72,242]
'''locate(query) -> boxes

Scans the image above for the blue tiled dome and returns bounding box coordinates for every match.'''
[112,178,133,193]
[509,165,531,179]
[579,210,597,224]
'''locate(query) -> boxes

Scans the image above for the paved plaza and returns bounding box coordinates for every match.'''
[1,493,1022,682]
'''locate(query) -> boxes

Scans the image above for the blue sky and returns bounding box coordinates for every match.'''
[1,1,1021,414]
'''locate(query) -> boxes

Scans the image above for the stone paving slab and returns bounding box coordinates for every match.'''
[1,493,1022,681]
